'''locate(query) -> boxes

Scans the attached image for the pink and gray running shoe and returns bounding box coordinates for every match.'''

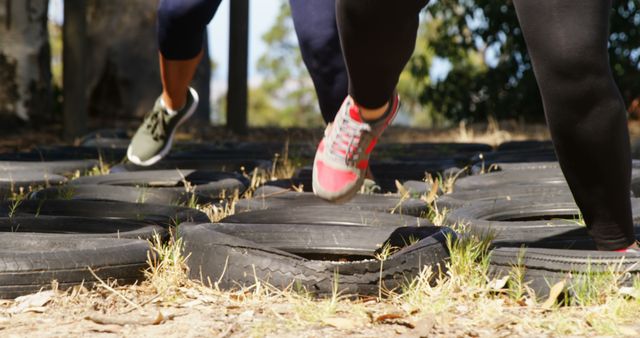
[312,94,399,203]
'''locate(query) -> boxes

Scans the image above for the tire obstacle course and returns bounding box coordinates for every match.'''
[0,136,638,300]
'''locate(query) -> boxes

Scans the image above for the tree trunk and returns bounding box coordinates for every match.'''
[0,0,51,127]
[85,0,210,125]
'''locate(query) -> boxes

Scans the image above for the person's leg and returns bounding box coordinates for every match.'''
[513,0,637,250]
[312,0,428,202]
[157,0,221,109]
[158,51,204,111]
[336,0,428,112]
[289,0,348,124]
[128,0,221,166]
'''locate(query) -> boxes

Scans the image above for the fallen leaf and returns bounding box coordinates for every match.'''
[375,313,405,323]
[542,280,566,309]
[85,311,176,326]
[619,287,640,299]
[487,275,510,291]
[322,317,359,330]
[21,306,47,314]
[375,313,416,329]
[9,291,55,314]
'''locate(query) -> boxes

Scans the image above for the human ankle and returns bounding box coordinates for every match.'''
[357,102,389,121]
[161,92,186,112]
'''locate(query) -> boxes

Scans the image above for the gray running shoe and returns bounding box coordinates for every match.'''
[127,87,199,166]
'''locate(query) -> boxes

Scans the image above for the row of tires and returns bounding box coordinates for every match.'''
[1,138,638,300]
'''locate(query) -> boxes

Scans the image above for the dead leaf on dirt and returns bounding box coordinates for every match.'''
[542,280,566,309]
[619,287,640,299]
[374,313,416,329]
[85,311,177,326]
[487,275,510,291]
[322,317,359,330]
[9,291,55,314]
[21,306,47,314]
[374,313,405,323]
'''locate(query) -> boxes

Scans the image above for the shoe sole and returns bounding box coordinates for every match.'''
[127,87,199,167]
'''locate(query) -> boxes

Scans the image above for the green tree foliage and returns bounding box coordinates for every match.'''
[422,0,640,123]
[251,0,322,127]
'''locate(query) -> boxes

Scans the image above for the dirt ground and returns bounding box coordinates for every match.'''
[3,280,637,338]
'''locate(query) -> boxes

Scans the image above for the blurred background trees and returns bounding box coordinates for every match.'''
[0,0,638,130]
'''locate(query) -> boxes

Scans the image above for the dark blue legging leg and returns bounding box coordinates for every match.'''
[157,0,222,60]
[290,0,348,124]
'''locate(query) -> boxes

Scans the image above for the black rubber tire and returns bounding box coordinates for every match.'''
[79,128,130,148]
[5,200,209,228]
[470,161,561,175]
[457,166,640,197]
[293,160,460,193]
[0,234,148,299]
[436,185,573,210]
[113,158,271,174]
[376,142,493,160]
[0,146,127,163]
[496,140,554,152]
[0,171,67,199]
[216,207,431,256]
[0,160,99,176]
[443,197,640,246]
[181,223,454,295]
[454,167,567,191]
[474,160,640,175]
[0,216,163,240]
[235,191,429,216]
[488,247,640,299]
[469,149,558,168]
[67,170,248,204]
[223,205,429,227]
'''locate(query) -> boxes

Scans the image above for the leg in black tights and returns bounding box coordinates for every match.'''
[290,0,348,124]
[513,0,635,250]
[335,0,429,109]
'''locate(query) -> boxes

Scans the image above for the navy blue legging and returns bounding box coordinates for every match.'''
[157,0,348,123]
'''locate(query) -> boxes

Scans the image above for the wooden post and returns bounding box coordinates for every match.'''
[227,0,249,134]
[63,1,87,141]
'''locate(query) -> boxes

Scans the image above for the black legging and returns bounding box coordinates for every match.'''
[290,0,348,123]
[513,0,634,250]
[336,0,635,250]
[336,0,429,109]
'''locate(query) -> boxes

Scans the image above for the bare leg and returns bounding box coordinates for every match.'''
[159,49,203,110]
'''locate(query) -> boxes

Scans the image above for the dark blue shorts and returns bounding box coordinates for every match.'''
[157,0,347,122]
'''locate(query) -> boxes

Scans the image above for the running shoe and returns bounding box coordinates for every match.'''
[313,94,399,203]
[127,87,199,166]
[614,245,640,255]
